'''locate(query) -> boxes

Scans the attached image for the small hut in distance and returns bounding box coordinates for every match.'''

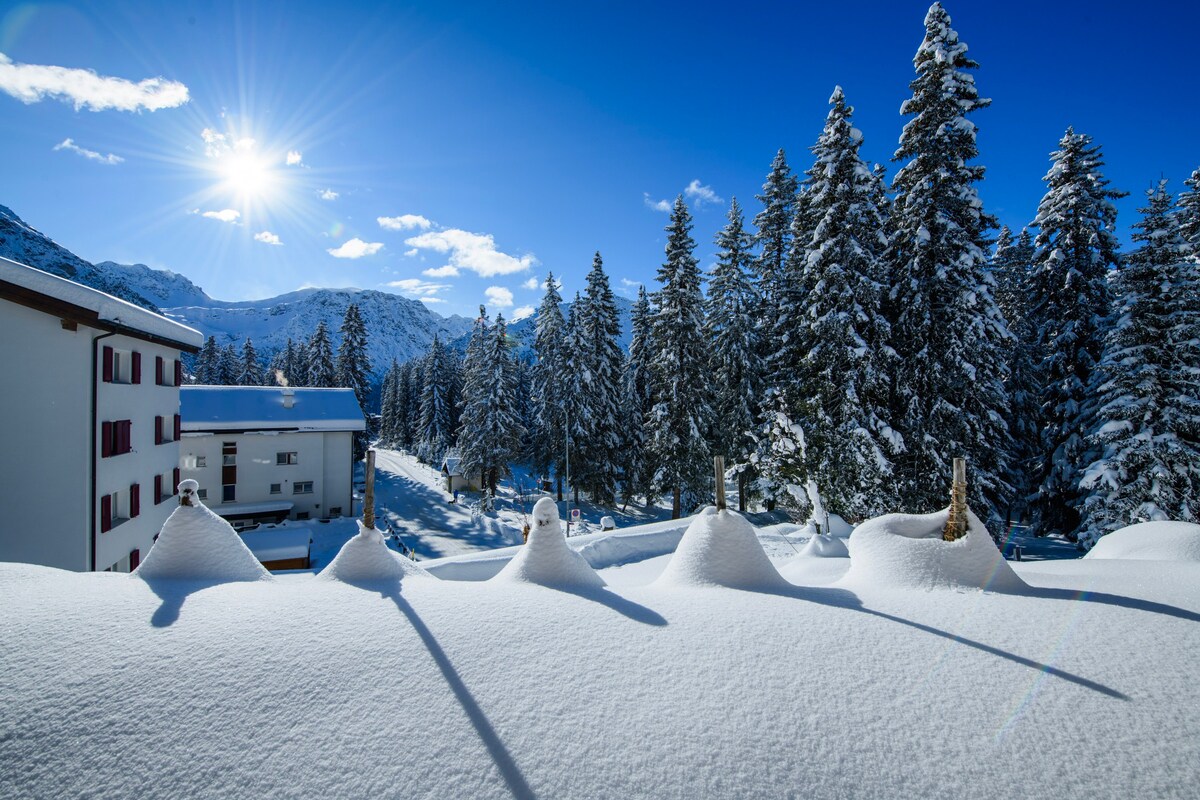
[440,449,481,494]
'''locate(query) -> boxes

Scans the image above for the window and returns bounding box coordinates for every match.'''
[295,512,310,521]
[195,455,207,468]
[293,481,313,494]
[101,420,132,457]
[102,490,126,532]
[222,442,237,466]
[276,452,299,466]
[102,347,140,384]
[223,485,236,503]
[329,506,342,517]
[197,488,208,500]
[269,483,282,495]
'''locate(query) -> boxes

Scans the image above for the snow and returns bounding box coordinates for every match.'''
[134,481,271,583]
[180,386,366,432]
[317,521,431,584]
[490,498,604,589]
[654,506,790,591]
[796,533,850,558]
[843,508,1026,592]
[1083,521,1200,562]
[239,527,311,562]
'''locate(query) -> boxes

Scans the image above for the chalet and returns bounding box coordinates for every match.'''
[179,386,364,529]
[441,449,481,494]
[0,256,203,572]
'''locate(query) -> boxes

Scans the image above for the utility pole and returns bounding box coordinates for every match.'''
[563,402,571,537]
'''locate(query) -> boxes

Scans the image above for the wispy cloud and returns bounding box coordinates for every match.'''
[199,209,240,224]
[286,150,303,166]
[0,53,188,112]
[319,188,339,200]
[643,192,671,213]
[386,278,451,299]
[522,277,539,290]
[419,297,446,304]
[378,214,433,231]
[423,265,459,278]
[53,138,122,165]
[404,228,535,277]
[327,238,383,259]
[485,286,514,308]
[684,179,723,207]
[511,305,535,321]
[254,230,283,246]
[404,248,419,257]
[201,128,255,159]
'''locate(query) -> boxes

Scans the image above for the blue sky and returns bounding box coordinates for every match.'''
[1,0,1197,318]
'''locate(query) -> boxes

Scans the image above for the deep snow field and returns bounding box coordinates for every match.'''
[1,498,1198,799]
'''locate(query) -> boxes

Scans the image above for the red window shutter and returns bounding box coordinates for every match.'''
[100,495,112,533]
[175,360,183,387]
[156,356,164,386]
[121,421,131,454]
[173,468,180,495]
[130,483,140,518]
[129,548,140,571]
[155,416,163,445]
[131,352,141,384]
[101,421,113,458]
[174,414,181,441]
[154,474,163,505]
[102,346,114,382]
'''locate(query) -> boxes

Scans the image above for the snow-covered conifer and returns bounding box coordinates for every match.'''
[416,335,454,464]
[1178,167,1200,255]
[622,285,654,507]
[575,253,625,504]
[458,309,525,492]
[219,343,240,386]
[237,338,264,386]
[335,303,372,409]
[752,149,799,371]
[306,321,336,388]
[531,272,569,498]
[193,336,221,384]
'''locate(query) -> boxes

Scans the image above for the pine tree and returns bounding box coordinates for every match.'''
[1026,128,1126,537]
[705,198,760,510]
[622,285,655,507]
[417,335,454,464]
[458,309,525,493]
[752,149,800,374]
[531,272,570,499]
[267,338,297,386]
[1179,167,1200,254]
[1078,181,1200,547]
[404,359,422,447]
[335,304,372,408]
[647,196,712,517]
[885,3,1012,527]
[792,86,897,521]
[306,321,335,388]
[562,292,588,503]
[237,338,264,386]
[194,336,221,384]
[291,339,310,387]
[219,344,240,386]
[379,359,400,446]
[575,252,625,504]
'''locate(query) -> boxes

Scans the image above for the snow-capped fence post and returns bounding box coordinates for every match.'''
[714,456,726,511]
[363,449,376,531]
[943,457,968,541]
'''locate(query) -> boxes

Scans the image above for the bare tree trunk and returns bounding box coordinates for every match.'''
[672,486,681,519]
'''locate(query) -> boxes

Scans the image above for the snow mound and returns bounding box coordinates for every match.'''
[797,534,850,559]
[1083,521,1200,562]
[492,497,604,589]
[655,506,790,590]
[843,508,1025,592]
[317,521,431,584]
[135,481,271,583]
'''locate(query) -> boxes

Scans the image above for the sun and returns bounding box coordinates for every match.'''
[217,149,275,199]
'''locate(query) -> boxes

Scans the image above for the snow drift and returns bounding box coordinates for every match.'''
[492,497,604,589]
[317,521,431,584]
[655,506,790,590]
[1083,521,1200,562]
[843,508,1025,592]
[797,533,850,559]
[134,480,270,583]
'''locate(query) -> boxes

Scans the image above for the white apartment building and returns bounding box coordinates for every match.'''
[0,256,203,572]
[179,386,364,528]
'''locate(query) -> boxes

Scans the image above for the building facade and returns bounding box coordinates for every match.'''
[0,256,203,572]
[179,386,364,528]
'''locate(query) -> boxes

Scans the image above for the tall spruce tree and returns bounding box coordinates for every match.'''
[705,198,760,510]
[575,253,624,504]
[1026,128,1125,537]
[622,285,655,507]
[219,344,240,386]
[237,338,264,386]
[417,335,454,464]
[458,310,525,493]
[562,292,588,503]
[291,339,311,387]
[1078,181,1200,547]
[379,359,400,446]
[752,149,800,375]
[335,303,372,409]
[793,86,897,521]
[647,196,712,517]
[194,336,221,384]
[267,338,298,386]
[885,3,1012,526]
[306,321,336,388]
[531,272,570,499]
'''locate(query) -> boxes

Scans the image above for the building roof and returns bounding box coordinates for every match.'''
[181,386,366,432]
[239,527,311,562]
[0,256,204,350]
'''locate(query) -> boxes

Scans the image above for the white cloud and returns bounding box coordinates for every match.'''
[485,286,514,308]
[327,238,383,259]
[319,188,339,200]
[643,192,671,213]
[0,53,189,112]
[404,228,535,277]
[386,278,451,299]
[200,209,240,224]
[200,128,256,160]
[286,150,303,166]
[423,265,459,278]
[522,277,539,290]
[254,230,283,246]
[404,248,419,258]
[511,305,535,321]
[620,278,640,288]
[684,179,723,207]
[53,138,122,165]
[378,214,433,231]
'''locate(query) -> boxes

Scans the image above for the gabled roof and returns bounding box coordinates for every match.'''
[181,386,366,432]
[0,255,203,350]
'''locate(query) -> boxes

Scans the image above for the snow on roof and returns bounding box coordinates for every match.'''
[491,497,604,589]
[213,500,295,516]
[181,386,366,432]
[239,527,311,563]
[1083,521,1200,562]
[654,506,790,590]
[0,255,203,348]
[317,522,430,584]
[441,455,463,475]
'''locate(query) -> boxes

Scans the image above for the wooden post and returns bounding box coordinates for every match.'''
[943,457,968,541]
[714,455,726,511]
[363,449,376,532]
